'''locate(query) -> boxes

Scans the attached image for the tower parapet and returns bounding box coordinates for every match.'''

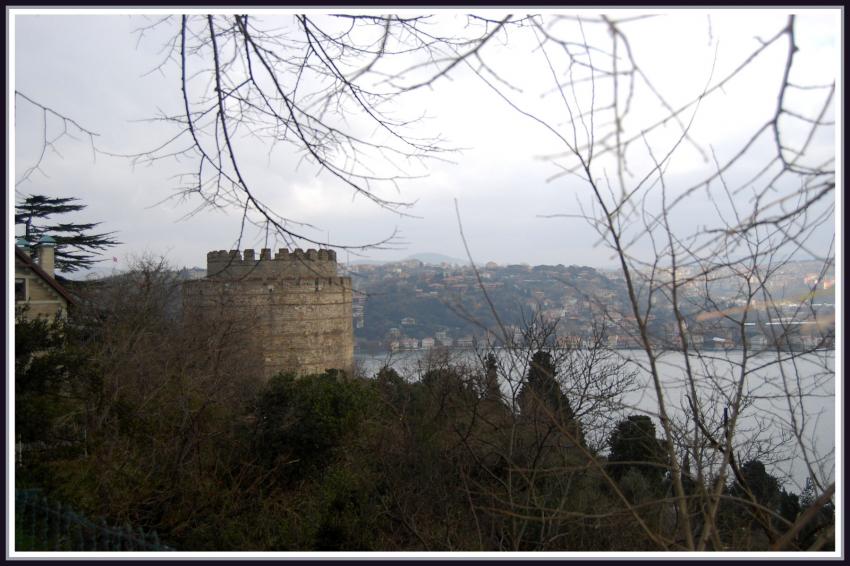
[207,247,339,279]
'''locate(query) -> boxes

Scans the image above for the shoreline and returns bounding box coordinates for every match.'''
[355,345,835,357]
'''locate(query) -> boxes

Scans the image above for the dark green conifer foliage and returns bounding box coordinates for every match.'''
[518,351,575,422]
[482,353,501,401]
[607,415,666,482]
[16,195,120,273]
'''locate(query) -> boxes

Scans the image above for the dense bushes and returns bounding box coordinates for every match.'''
[254,370,372,472]
[14,267,833,551]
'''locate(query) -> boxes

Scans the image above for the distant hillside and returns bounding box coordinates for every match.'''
[177,267,207,280]
[352,261,631,345]
[404,253,469,266]
[350,253,469,266]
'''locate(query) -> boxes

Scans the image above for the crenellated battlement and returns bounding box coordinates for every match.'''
[207,248,337,263]
[206,248,339,279]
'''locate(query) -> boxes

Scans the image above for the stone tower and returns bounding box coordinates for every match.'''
[183,248,354,379]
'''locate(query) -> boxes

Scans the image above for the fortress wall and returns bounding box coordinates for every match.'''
[183,248,354,379]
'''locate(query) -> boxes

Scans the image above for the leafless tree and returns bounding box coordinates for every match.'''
[14,91,101,187]
[481,13,837,551]
[68,255,266,528]
[375,11,836,551]
[132,14,530,253]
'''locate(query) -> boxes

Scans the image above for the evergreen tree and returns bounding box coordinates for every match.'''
[731,460,780,508]
[796,477,835,550]
[482,353,502,401]
[517,350,583,446]
[15,194,119,273]
[15,310,98,472]
[607,415,666,482]
[518,351,574,420]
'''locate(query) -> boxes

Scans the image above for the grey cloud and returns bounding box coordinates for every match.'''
[12,11,838,276]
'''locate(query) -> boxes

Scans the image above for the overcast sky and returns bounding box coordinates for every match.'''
[10,9,840,276]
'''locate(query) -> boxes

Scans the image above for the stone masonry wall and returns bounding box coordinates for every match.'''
[183,248,354,379]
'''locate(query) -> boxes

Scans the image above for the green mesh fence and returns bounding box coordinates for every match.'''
[15,489,174,551]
